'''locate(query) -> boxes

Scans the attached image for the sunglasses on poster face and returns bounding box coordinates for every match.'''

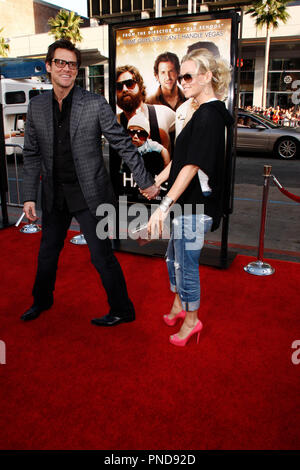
[128,129,148,139]
[178,73,199,84]
[116,79,137,91]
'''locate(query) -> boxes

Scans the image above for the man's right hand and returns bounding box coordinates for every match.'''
[23,201,38,222]
[140,184,160,200]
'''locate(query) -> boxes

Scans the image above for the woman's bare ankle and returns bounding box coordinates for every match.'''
[169,295,183,317]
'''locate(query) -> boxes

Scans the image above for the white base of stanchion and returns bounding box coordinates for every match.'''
[244,260,275,276]
[20,224,41,234]
[70,234,87,245]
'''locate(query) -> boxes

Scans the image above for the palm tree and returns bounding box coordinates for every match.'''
[246,0,291,109]
[48,9,83,44]
[0,27,9,57]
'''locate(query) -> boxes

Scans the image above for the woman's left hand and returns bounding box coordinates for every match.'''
[147,207,169,238]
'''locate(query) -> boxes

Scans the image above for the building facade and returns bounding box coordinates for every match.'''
[0,0,61,38]
[2,0,300,108]
[239,1,300,108]
[1,0,106,99]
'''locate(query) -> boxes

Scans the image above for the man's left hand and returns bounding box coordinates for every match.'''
[140,184,160,200]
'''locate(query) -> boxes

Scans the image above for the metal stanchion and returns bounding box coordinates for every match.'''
[4,144,40,233]
[15,212,41,233]
[20,223,41,234]
[70,233,87,245]
[244,165,275,276]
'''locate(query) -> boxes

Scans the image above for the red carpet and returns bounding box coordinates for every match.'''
[0,227,300,450]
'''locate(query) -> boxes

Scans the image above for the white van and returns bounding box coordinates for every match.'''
[1,77,52,154]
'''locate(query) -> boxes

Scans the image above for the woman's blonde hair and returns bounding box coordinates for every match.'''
[181,48,232,99]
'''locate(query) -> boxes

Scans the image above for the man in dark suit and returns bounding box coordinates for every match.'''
[21,39,159,326]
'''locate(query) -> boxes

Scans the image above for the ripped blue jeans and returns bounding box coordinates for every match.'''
[166,214,213,311]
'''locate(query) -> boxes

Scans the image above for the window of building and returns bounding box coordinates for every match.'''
[133,0,142,10]
[113,0,121,13]
[90,0,191,15]
[102,0,110,14]
[268,71,300,92]
[89,65,105,95]
[266,92,296,109]
[122,0,131,11]
[240,59,255,92]
[75,68,86,89]
[91,0,100,15]
[270,58,300,71]
[239,59,254,106]
[267,58,300,108]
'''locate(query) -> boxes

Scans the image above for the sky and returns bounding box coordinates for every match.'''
[45,0,88,17]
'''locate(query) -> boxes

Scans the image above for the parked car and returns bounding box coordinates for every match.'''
[237,111,300,159]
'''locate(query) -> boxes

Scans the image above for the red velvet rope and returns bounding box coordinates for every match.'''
[272,176,300,203]
[277,186,300,203]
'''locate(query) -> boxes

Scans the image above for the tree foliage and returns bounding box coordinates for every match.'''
[48,9,83,44]
[0,27,10,57]
[246,0,290,31]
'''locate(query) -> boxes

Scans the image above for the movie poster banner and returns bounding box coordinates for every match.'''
[109,12,237,208]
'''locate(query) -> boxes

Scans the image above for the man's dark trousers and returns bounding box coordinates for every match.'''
[32,203,134,317]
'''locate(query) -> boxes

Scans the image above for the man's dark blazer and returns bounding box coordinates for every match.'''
[23,85,154,215]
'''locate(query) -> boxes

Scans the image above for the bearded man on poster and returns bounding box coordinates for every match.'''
[116,65,175,152]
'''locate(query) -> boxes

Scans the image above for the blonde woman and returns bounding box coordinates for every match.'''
[144,48,234,346]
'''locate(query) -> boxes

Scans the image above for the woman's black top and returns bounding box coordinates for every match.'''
[168,100,234,231]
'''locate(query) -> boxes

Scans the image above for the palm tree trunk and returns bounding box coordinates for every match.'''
[262,26,271,109]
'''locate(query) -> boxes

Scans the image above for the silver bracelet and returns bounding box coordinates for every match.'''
[159,196,173,213]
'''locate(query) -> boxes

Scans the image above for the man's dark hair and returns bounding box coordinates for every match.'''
[153,52,180,76]
[187,41,220,58]
[45,39,81,68]
[116,65,146,102]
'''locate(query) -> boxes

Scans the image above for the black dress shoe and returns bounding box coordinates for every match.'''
[91,313,135,327]
[20,304,52,322]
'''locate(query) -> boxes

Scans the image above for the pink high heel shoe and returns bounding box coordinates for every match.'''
[163,309,186,326]
[169,320,203,347]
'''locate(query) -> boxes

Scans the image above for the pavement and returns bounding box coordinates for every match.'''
[207,183,300,263]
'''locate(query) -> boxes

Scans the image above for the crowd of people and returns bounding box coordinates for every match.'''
[241,105,300,127]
